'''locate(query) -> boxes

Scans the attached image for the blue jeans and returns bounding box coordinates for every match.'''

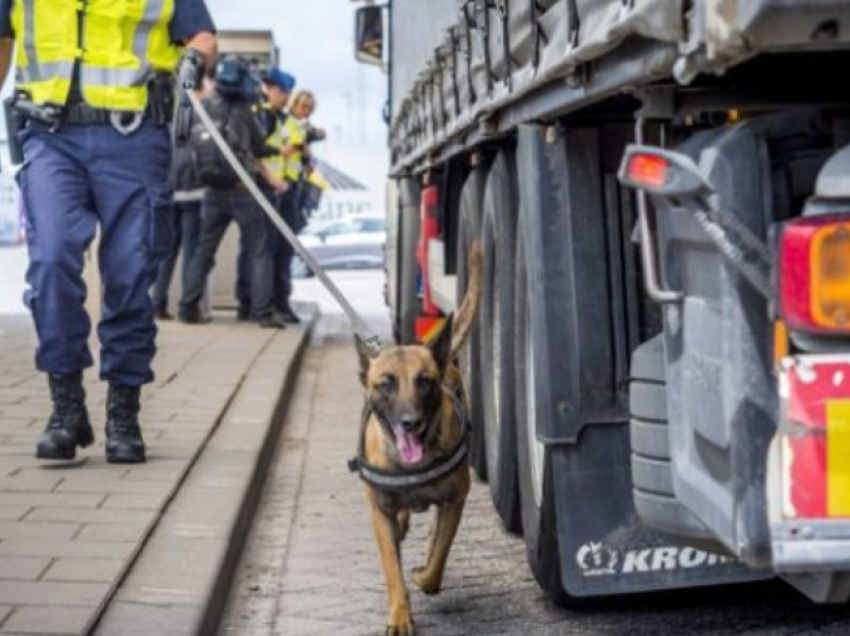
[151,200,201,312]
[180,188,273,320]
[236,184,304,312]
[19,120,172,387]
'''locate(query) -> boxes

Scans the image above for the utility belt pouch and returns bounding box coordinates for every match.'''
[4,96,25,166]
[148,74,175,126]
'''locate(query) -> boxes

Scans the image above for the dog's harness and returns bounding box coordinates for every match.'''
[348,385,470,492]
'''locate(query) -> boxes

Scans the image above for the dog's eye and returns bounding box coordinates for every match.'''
[415,375,436,391]
[379,375,397,392]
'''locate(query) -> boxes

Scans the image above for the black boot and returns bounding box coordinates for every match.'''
[277,304,301,325]
[105,385,146,464]
[36,372,94,460]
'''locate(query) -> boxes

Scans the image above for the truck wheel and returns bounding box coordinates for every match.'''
[457,169,487,481]
[515,220,578,607]
[630,334,672,496]
[480,150,522,534]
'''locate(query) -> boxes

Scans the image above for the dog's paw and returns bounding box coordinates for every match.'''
[385,617,416,636]
[412,566,441,595]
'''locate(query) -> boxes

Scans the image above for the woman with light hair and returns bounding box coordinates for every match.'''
[274,89,325,323]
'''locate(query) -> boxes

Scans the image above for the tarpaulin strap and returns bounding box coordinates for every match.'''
[531,0,549,70]
[186,91,384,355]
[499,0,514,90]
[450,28,462,116]
[462,2,478,105]
[567,0,581,48]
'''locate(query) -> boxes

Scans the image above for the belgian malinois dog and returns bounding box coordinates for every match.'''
[355,241,482,636]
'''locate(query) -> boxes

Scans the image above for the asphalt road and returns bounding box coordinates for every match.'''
[220,272,850,636]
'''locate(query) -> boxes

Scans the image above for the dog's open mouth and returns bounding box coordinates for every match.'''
[392,424,425,465]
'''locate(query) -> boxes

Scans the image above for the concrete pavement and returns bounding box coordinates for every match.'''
[0,311,314,636]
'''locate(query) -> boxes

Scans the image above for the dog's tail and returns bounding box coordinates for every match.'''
[450,239,483,357]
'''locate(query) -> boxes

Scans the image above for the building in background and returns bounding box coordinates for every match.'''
[309,158,375,221]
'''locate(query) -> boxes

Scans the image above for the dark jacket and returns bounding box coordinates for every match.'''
[203,91,267,172]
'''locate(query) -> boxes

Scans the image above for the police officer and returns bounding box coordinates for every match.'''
[236,68,297,323]
[0,1,217,464]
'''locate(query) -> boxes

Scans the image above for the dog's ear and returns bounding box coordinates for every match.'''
[355,335,378,386]
[428,314,454,374]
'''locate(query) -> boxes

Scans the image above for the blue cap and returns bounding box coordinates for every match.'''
[266,68,296,93]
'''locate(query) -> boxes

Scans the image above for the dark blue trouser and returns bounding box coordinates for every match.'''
[180,187,273,319]
[19,121,173,387]
[151,200,202,312]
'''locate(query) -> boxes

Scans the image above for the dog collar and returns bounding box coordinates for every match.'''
[348,385,470,493]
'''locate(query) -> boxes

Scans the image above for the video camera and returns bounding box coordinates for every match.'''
[215,55,261,104]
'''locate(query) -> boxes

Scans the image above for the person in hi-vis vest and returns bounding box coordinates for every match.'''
[0,0,217,464]
[235,67,297,323]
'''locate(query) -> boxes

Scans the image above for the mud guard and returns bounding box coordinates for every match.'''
[550,428,770,597]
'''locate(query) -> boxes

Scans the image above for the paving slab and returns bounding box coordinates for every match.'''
[0,311,315,636]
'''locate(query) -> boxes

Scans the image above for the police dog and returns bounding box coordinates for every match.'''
[356,241,482,636]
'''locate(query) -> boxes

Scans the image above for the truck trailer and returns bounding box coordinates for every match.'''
[354,0,850,605]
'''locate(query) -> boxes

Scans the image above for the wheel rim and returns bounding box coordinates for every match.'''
[486,272,502,473]
[525,298,545,507]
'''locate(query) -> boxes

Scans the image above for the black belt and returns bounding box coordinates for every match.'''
[63,101,168,133]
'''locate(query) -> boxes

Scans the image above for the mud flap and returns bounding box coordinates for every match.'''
[551,426,770,596]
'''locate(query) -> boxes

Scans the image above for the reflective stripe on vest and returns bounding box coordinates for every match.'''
[12,0,181,110]
[283,116,307,182]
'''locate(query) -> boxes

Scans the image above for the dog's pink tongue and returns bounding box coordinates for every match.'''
[393,425,424,464]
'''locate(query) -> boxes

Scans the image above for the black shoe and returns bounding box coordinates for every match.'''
[36,373,94,460]
[105,385,146,464]
[259,312,288,330]
[179,306,211,325]
[236,305,251,322]
[277,307,301,325]
[155,307,174,321]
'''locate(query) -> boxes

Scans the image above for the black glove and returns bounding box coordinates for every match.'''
[172,48,205,146]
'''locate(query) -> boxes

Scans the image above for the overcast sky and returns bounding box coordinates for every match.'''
[205,0,390,198]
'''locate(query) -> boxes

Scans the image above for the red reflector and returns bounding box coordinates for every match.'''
[627,153,669,189]
[779,356,850,519]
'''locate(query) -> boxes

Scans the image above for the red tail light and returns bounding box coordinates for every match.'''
[625,153,670,190]
[780,216,850,334]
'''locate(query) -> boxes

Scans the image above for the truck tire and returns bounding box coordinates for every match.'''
[630,335,673,496]
[515,219,576,607]
[457,169,487,481]
[480,150,522,534]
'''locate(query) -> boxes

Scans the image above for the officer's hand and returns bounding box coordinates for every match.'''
[273,178,289,194]
[176,48,205,91]
[280,144,296,157]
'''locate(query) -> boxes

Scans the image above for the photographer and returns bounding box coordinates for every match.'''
[179,56,287,329]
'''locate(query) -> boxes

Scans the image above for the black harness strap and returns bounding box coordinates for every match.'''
[348,385,470,493]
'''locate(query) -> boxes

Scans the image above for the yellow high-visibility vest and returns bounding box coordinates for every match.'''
[282,115,307,182]
[11,0,182,111]
[259,104,286,180]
